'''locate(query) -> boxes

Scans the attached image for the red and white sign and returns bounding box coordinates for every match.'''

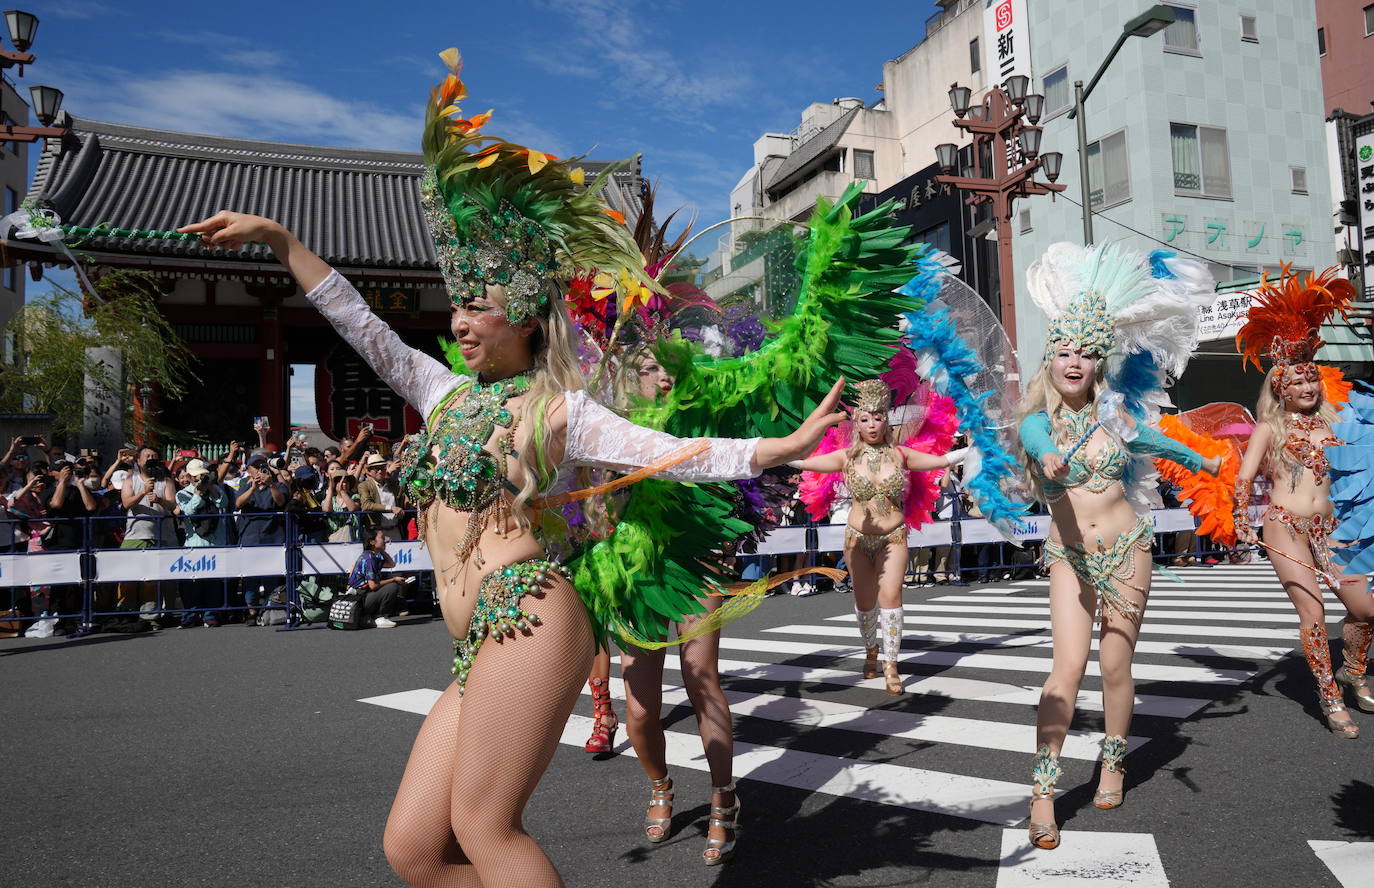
[984,0,1031,85]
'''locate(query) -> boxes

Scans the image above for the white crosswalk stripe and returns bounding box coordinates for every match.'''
[361,559,1301,873]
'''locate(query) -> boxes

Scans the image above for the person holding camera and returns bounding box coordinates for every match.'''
[346,528,407,629]
[323,465,362,542]
[174,459,231,627]
[236,456,289,622]
[117,446,177,613]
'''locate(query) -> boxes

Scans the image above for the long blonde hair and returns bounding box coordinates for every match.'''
[482,280,586,523]
[1014,358,1106,495]
[1255,365,1338,478]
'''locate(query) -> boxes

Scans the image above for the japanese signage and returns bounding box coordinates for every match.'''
[360,287,420,316]
[1158,212,1305,258]
[984,0,1030,86]
[315,342,423,441]
[82,346,123,457]
[1196,290,1251,342]
[1357,133,1374,276]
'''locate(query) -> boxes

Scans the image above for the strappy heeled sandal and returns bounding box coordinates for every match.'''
[702,781,740,866]
[1028,745,1061,850]
[1093,734,1127,809]
[1321,699,1361,739]
[863,646,879,680]
[584,677,619,753]
[644,775,674,843]
[1336,667,1374,713]
[882,660,903,696]
[1028,787,1059,849]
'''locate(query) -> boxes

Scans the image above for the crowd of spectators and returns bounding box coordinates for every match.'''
[0,423,422,633]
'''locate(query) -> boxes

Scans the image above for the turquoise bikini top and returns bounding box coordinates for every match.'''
[1020,405,1201,502]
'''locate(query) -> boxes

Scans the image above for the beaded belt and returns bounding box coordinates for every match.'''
[451,558,567,693]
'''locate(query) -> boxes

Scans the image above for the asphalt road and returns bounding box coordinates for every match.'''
[7,562,1373,887]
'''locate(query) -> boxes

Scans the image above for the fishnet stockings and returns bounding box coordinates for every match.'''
[382,577,594,888]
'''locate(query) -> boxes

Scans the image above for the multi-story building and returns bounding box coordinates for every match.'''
[0,74,30,362]
[1015,0,1355,400]
[1317,0,1374,302]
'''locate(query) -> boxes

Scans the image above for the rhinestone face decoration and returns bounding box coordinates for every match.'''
[1044,290,1114,360]
[420,171,558,324]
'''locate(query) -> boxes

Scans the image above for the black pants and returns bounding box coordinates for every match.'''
[360,584,398,619]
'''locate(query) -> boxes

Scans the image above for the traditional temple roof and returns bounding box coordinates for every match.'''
[21,114,645,276]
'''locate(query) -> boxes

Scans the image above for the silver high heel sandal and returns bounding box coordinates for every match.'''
[702,781,740,866]
[1093,734,1127,809]
[643,775,674,843]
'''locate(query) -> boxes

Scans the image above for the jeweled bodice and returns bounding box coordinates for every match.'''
[1043,404,1128,501]
[845,444,907,516]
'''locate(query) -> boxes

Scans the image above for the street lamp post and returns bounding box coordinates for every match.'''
[0,10,66,143]
[1068,4,1176,244]
[935,80,1065,347]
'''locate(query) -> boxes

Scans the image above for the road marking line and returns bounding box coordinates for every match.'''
[717,637,1255,684]
[1308,840,1374,887]
[357,689,1031,825]
[649,655,1211,719]
[931,594,1296,611]
[826,612,1297,640]
[592,677,1141,761]
[962,588,1292,600]
[996,828,1169,886]
[897,603,1300,624]
[358,688,442,714]
[764,623,1290,660]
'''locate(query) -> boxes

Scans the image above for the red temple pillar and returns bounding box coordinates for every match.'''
[249,283,293,449]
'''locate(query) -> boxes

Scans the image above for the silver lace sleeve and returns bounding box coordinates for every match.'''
[303,269,466,418]
[562,390,760,481]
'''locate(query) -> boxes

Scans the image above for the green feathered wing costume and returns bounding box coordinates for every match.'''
[563,182,929,649]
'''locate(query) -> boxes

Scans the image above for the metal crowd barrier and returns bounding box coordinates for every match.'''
[0,506,1239,636]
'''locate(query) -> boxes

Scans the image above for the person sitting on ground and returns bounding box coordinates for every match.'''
[347,528,408,629]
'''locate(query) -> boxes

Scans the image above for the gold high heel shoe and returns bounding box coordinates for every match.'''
[862,646,879,680]
[1092,735,1127,809]
[1336,621,1374,713]
[1027,745,1061,850]
[702,781,740,866]
[882,660,903,695]
[643,775,674,843]
[1302,622,1361,739]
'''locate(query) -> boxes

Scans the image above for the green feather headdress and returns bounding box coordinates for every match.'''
[420,48,659,323]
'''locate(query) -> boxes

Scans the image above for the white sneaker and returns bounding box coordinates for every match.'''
[795,581,819,597]
[373,616,397,629]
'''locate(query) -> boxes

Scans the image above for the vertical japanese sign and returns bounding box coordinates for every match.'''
[1357,133,1374,280]
[984,0,1031,86]
[82,346,123,457]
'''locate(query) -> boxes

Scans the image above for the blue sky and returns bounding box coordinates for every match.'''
[30,0,941,424]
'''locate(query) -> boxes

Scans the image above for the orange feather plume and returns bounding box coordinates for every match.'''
[1153,414,1241,547]
[1235,265,1356,372]
[1321,364,1352,409]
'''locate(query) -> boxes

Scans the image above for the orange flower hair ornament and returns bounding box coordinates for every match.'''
[1234,265,1356,396]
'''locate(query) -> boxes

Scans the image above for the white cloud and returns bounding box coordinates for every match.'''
[48,61,421,151]
[529,0,753,124]
[45,1,117,19]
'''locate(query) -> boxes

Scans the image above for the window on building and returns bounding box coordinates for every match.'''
[2,266,13,291]
[1043,64,1070,115]
[1366,4,1374,36]
[0,113,15,154]
[917,221,951,256]
[1018,207,1032,234]
[852,149,875,180]
[4,187,16,217]
[970,37,980,73]
[1087,129,1131,209]
[1318,27,1326,55]
[1170,123,1231,198]
[1291,165,1308,194]
[1164,5,1200,54]
[1240,14,1258,42]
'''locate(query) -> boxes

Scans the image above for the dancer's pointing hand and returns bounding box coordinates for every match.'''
[178,212,284,251]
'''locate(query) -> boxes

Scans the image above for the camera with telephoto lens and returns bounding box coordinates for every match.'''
[144,459,168,480]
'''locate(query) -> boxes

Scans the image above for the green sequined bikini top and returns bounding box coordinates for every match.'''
[1043,404,1128,502]
[395,374,531,516]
